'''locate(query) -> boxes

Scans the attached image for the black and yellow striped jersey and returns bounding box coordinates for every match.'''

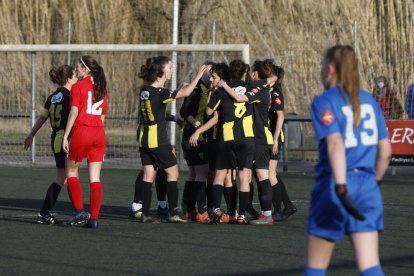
[245,84,274,145]
[138,85,178,148]
[268,84,285,143]
[180,81,209,141]
[207,79,254,142]
[41,87,70,137]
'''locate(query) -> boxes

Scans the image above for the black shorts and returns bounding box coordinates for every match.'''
[50,132,66,169]
[181,140,208,166]
[270,141,283,161]
[215,138,254,170]
[253,144,272,169]
[140,145,177,170]
[208,139,217,171]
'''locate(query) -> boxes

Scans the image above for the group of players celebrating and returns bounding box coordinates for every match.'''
[130,57,297,225]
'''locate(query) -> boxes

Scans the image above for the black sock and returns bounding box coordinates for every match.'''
[223,187,232,212]
[272,184,282,213]
[238,191,250,216]
[167,181,179,216]
[206,181,214,209]
[133,171,144,203]
[40,182,62,215]
[277,175,292,207]
[182,180,192,207]
[141,181,152,215]
[230,186,238,216]
[248,181,255,206]
[187,181,197,213]
[212,184,224,209]
[195,181,207,214]
[155,170,167,202]
[258,179,272,212]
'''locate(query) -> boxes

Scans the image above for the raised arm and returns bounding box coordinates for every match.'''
[175,65,210,99]
[220,81,248,103]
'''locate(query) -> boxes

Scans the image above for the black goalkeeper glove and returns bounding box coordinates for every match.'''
[335,184,366,221]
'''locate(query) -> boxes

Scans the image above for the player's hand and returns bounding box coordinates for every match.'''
[272,139,279,155]
[23,136,33,150]
[63,136,70,153]
[335,184,366,221]
[189,131,200,147]
[197,65,209,79]
[193,121,201,129]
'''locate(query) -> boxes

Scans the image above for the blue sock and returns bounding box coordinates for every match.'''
[361,265,384,276]
[304,266,326,276]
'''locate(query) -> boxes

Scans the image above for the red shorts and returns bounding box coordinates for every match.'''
[68,126,106,163]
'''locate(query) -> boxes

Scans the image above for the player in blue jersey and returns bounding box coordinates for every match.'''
[305,45,391,276]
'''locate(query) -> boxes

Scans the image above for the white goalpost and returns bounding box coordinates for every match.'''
[0,44,249,168]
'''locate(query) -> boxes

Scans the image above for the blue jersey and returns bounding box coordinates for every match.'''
[311,86,388,178]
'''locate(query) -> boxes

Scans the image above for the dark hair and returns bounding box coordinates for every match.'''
[210,63,230,82]
[49,65,74,86]
[323,45,360,126]
[252,59,274,79]
[272,65,285,86]
[203,60,215,66]
[79,55,107,101]
[229,59,246,80]
[139,56,171,85]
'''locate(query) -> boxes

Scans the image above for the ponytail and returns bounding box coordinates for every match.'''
[79,55,107,101]
[339,46,360,126]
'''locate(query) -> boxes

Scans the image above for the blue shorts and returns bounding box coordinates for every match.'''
[307,171,383,240]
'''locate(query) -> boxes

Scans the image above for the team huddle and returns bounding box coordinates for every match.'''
[24,45,391,275]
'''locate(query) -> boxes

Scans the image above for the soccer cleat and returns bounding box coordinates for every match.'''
[85,219,98,229]
[167,215,187,223]
[157,206,169,219]
[247,204,260,220]
[283,204,298,220]
[249,214,274,226]
[236,214,247,225]
[211,208,223,224]
[272,212,284,222]
[37,212,56,225]
[140,213,156,223]
[196,211,210,224]
[228,212,238,224]
[219,213,230,223]
[66,210,90,226]
[185,211,197,221]
[129,208,143,220]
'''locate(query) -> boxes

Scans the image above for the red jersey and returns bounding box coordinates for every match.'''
[70,76,108,127]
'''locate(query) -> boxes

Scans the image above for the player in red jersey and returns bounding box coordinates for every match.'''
[23,65,77,224]
[63,56,108,229]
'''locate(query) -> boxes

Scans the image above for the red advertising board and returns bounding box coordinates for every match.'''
[386,120,414,166]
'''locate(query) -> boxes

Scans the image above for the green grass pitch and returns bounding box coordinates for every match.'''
[0,166,413,275]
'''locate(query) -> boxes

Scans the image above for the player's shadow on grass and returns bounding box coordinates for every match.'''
[0,197,134,223]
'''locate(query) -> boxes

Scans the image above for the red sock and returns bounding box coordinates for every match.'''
[67,177,84,211]
[90,182,103,219]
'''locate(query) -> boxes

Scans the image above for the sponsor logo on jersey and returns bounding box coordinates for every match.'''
[233,86,247,95]
[273,91,280,96]
[141,90,150,100]
[321,110,334,125]
[51,92,63,104]
[275,98,282,105]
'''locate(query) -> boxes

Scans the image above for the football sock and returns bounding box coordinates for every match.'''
[182,180,191,207]
[133,171,143,203]
[258,179,272,212]
[187,181,199,213]
[304,266,326,276]
[195,181,207,214]
[223,187,232,213]
[166,181,178,216]
[230,185,238,216]
[40,182,62,215]
[67,177,84,211]
[206,181,214,209]
[90,182,102,219]
[361,265,384,276]
[238,191,250,216]
[141,181,152,215]
[248,181,255,205]
[272,183,282,213]
[155,170,167,201]
[277,175,292,206]
[212,184,224,209]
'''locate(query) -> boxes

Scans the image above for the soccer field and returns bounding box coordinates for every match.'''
[0,166,413,275]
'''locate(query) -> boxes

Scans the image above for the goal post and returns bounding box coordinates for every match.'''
[0,44,249,168]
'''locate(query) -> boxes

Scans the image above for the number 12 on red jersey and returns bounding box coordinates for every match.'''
[87,91,103,115]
